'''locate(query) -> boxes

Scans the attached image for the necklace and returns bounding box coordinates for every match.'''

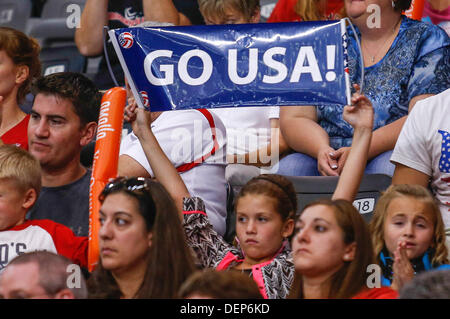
[362,17,402,63]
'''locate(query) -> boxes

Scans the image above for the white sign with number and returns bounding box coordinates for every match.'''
[353,198,375,214]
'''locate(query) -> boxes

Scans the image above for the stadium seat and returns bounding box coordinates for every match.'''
[285,174,392,223]
[224,173,392,241]
[27,0,87,75]
[224,182,237,243]
[0,0,32,32]
[40,0,86,19]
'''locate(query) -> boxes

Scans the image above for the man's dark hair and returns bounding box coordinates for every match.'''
[31,72,102,125]
[394,0,412,12]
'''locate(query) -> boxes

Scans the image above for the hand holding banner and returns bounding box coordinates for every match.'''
[109,21,351,112]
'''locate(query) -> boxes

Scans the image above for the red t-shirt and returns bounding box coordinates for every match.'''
[0,114,30,150]
[267,0,344,23]
[0,219,88,271]
[352,287,398,299]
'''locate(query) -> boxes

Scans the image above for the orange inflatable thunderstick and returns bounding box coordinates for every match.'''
[88,87,126,272]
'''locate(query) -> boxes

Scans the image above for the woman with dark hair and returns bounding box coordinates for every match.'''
[280,0,449,178]
[123,87,375,298]
[87,176,197,299]
[0,27,41,149]
[289,199,397,299]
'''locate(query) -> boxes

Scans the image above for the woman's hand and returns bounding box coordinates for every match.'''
[331,146,351,175]
[317,146,339,176]
[391,240,415,291]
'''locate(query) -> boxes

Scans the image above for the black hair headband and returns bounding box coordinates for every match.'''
[253,176,297,212]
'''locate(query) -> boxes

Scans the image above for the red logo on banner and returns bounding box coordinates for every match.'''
[140,91,150,108]
[119,32,134,49]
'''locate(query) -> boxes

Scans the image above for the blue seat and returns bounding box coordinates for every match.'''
[27,0,87,75]
[40,0,86,19]
[224,173,391,241]
[285,174,392,223]
[0,0,32,32]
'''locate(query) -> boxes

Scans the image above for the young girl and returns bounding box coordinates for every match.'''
[370,184,450,291]
[124,86,375,299]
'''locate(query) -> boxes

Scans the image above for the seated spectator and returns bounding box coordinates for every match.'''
[87,176,196,299]
[123,87,375,298]
[26,72,101,237]
[198,0,291,184]
[267,0,344,23]
[0,27,41,149]
[119,86,228,236]
[0,251,88,299]
[370,184,450,291]
[76,0,145,90]
[0,145,88,272]
[390,89,450,250]
[178,269,262,299]
[279,0,449,178]
[399,269,450,299]
[75,0,203,91]
[289,198,398,299]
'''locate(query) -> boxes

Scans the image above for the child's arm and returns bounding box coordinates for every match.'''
[125,100,234,268]
[332,85,374,201]
[124,98,190,220]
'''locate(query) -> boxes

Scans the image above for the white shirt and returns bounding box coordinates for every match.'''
[120,109,228,236]
[391,89,450,229]
[210,106,279,155]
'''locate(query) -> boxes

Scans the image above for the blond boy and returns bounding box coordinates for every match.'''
[198,0,261,24]
[0,145,87,273]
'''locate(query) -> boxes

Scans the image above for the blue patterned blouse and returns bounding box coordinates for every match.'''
[317,16,450,150]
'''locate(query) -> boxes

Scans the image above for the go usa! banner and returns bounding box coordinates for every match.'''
[109,20,351,112]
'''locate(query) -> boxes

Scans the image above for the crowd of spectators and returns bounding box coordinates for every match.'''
[0,0,449,300]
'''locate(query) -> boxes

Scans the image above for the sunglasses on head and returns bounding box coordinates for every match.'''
[99,176,157,229]
[99,176,152,202]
